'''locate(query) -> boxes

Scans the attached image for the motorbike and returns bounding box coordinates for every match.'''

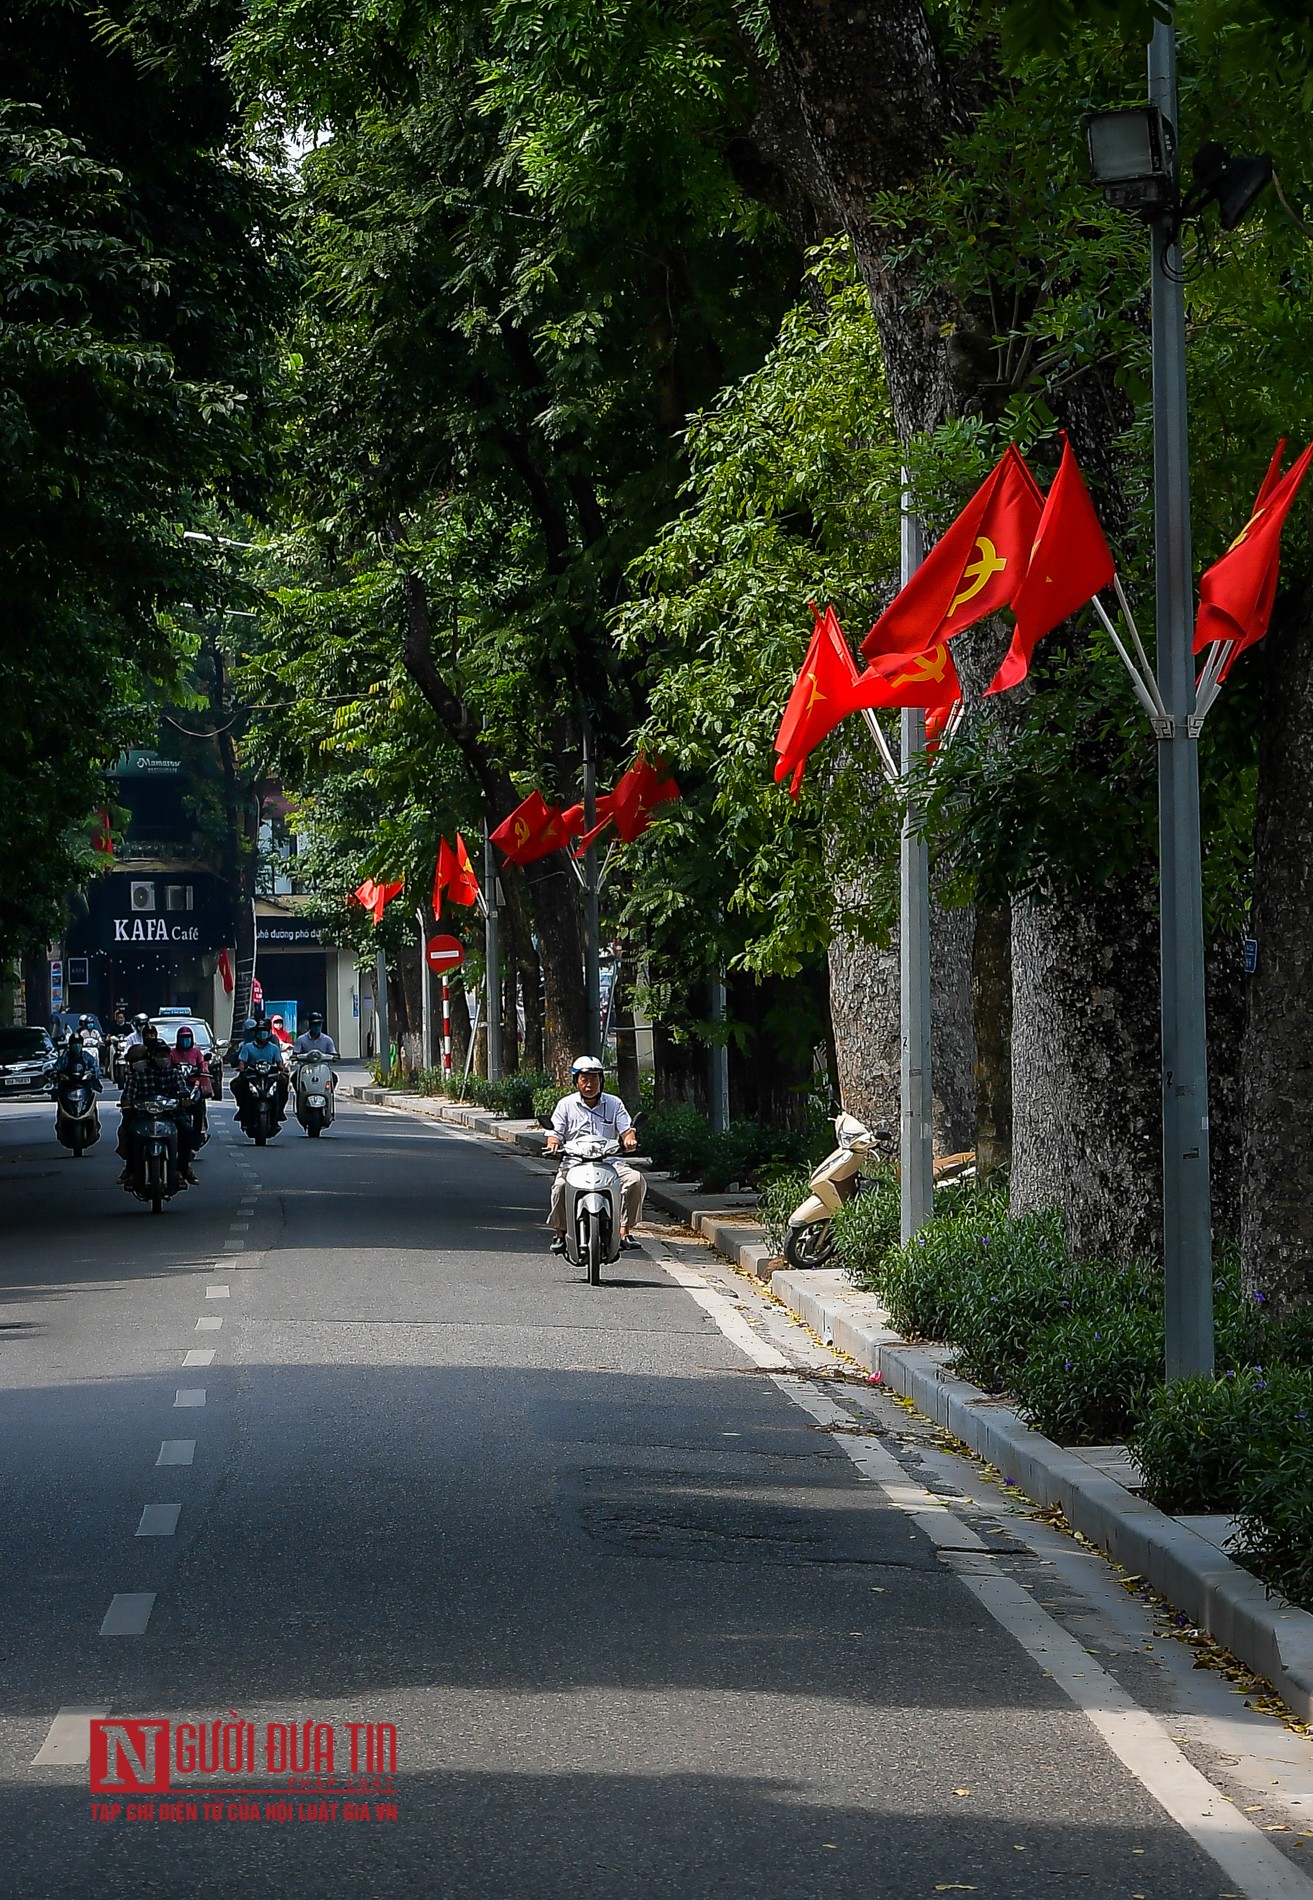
[123,1094,185,1213]
[108,1035,132,1088]
[292,1052,336,1137]
[54,1058,102,1157]
[558,1135,625,1285]
[236,1064,284,1146]
[177,1072,209,1158]
[781,1112,890,1269]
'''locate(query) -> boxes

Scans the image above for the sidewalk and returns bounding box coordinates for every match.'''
[343,1077,1313,1724]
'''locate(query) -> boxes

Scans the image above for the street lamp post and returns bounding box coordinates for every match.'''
[581,718,602,1058]
[483,821,502,1082]
[1148,19,1214,1378]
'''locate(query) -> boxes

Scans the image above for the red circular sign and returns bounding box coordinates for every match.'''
[425,934,465,971]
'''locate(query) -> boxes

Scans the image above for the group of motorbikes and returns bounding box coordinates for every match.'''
[47,1015,336,1214]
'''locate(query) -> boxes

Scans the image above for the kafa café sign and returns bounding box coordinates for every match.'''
[87,1713,398,1828]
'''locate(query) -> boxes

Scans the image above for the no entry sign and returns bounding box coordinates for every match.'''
[425,934,464,972]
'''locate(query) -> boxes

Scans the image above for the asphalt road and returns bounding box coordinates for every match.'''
[1,1087,1311,1898]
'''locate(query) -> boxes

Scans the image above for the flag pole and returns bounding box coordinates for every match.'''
[899,479,933,1243]
[483,819,502,1082]
[581,714,602,1057]
[416,907,432,1071]
[1150,13,1213,1377]
[375,947,390,1080]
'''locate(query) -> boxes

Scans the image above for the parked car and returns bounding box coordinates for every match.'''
[150,1013,223,1099]
[0,1026,59,1097]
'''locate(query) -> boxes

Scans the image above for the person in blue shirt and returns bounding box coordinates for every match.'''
[234,1017,288,1122]
[54,1030,101,1085]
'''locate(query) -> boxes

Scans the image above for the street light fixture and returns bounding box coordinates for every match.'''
[1086,106,1175,214]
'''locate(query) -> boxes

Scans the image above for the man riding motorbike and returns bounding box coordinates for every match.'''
[544,1055,643,1254]
[53,1027,102,1087]
[293,1011,337,1059]
[233,1016,289,1123]
[117,1029,198,1186]
[124,1010,151,1052]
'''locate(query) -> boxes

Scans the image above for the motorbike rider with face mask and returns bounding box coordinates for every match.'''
[234,1016,289,1122]
[117,1027,198,1185]
[544,1055,643,1254]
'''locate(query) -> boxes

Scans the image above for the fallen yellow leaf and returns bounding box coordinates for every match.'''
[951,1788,972,1797]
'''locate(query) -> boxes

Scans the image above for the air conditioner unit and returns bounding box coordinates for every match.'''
[130,881,156,913]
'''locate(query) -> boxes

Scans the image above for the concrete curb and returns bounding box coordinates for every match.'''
[341,1083,1313,1721]
[770,1265,1313,1725]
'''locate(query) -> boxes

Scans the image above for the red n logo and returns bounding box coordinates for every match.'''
[90,1720,171,1793]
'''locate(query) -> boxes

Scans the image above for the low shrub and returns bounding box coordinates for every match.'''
[1232,1421,1313,1609]
[1132,1366,1313,1514]
[829,1173,902,1283]
[758,1167,815,1255]
[641,1100,818,1189]
[1010,1303,1164,1445]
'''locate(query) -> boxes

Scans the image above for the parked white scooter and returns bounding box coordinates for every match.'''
[292,1052,336,1136]
[559,1135,624,1284]
[782,1112,889,1269]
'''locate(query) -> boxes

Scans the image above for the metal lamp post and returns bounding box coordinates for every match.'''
[1087,13,1214,1375]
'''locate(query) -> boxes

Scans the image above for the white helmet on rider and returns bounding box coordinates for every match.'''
[571,1055,604,1079]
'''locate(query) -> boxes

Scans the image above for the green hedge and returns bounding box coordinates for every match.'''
[835,1179,1313,1607]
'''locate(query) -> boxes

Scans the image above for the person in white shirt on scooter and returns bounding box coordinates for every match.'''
[545,1055,643,1253]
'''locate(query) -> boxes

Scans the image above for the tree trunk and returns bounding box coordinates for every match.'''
[1011,878,1161,1259]
[973,899,1013,1179]
[1241,592,1313,1308]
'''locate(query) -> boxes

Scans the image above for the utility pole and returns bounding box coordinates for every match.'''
[581,716,602,1057]
[1149,16,1214,1376]
[899,490,933,1244]
[707,969,729,1134]
[483,820,502,1081]
[374,947,389,1078]
[416,908,431,1070]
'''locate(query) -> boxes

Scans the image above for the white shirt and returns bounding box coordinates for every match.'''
[551,1090,632,1144]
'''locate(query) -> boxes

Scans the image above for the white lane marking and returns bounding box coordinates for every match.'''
[183,1348,215,1367]
[32,1705,111,1766]
[136,1503,181,1537]
[174,1389,206,1407]
[657,1257,789,1370]
[222,1240,245,1251]
[206,1285,230,1299]
[674,1272,1313,1900]
[229,1222,249,1232]
[100,1594,155,1636]
[195,1316,222,1332]
[156,1440,195,1466]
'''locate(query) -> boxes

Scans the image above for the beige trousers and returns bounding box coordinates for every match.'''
[549,1159,645,1235]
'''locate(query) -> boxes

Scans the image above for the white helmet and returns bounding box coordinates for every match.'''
[571,1054,604,1077]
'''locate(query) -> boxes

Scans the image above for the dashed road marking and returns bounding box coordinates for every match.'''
[136,1503,181,1537]
[156,1440,194,1466]
[100,1593,155,1637]
[183,1349,215,1367]
[174,1389,206,1407]
[206,1285,229,1299]
[32,1706,111,1765]
[195,1316,222,1332]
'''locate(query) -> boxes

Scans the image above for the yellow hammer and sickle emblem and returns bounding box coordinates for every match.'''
[804,670,825,714]
[1226,503,1267,555]
[948,536,1007,616]
[514,818,530,846]
[890,645,950,689]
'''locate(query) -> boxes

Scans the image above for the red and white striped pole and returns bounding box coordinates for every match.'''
[442,974,452,1076]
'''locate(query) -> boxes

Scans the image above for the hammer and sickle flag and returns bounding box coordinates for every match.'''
[774,603,864,798]
[1193,438,1313,679]
[862,446,1044,662]
[851,640,962,713]
[490,790,568,867]
[986,435,1115,696]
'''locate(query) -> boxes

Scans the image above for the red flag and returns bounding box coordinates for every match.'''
[491,791,568,866]
[862,447,1044,661]
[91,808,114,856]
[924,704,954,754]
[574,755,680,852]
[986,437,1115,696]
[851,640,962,712]
[352,877,404,924]
[774,604,862,797]
[1194,439,1313,675]
[217,948,234,996]
[433,835,480,916]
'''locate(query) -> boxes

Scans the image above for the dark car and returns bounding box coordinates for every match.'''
[0,1026,59,1096]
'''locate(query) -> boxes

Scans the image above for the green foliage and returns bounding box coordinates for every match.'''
[1133,1367,1313,1514]
[758,1166,815,1255]
[0,7,285,954]
[412,1065,553,1119]
[641,1098,818,1190]
[827,1175,903,1282]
